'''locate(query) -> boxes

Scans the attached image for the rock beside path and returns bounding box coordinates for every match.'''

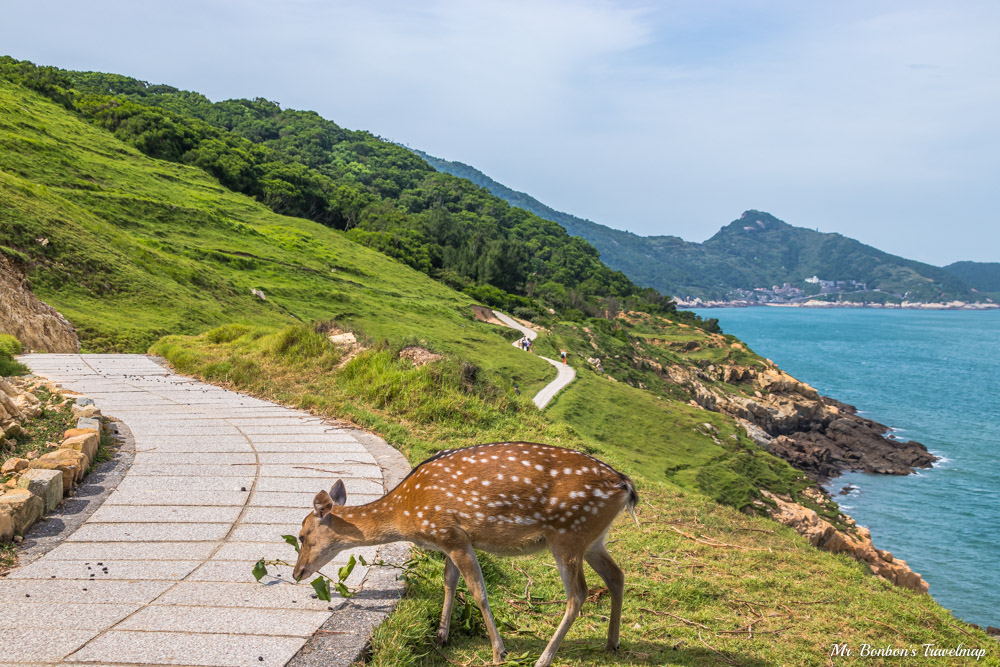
[0,254,80,353]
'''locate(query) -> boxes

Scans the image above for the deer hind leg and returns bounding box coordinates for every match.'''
[446,545,506,663]
[435,556,461,645]
[585,540,625,651]
[535,540,588,667]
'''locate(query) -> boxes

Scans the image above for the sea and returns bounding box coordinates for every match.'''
[692,307,1000,628]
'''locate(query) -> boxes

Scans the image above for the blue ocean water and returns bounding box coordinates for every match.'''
[693,308,1000,627]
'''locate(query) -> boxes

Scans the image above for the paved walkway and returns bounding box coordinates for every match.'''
[3,354,404,667]
[494,312,576,409]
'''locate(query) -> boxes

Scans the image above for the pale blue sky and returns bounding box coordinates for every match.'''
[2,0,997,264]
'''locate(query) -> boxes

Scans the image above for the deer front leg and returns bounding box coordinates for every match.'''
[447,545,507,663]
[436,556,460,645]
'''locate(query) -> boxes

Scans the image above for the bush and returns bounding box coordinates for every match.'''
[0,334,22,358]
[0,333,27,376]
[511,306,539,322]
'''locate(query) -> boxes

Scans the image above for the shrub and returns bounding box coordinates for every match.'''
[0,334,22,358]
[0,333,27,376]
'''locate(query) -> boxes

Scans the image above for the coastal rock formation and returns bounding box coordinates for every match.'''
[762,491,929,593]
[0,255,79,353]
[657,358,936,481]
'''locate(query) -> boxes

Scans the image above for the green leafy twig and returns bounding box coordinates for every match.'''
[251,535,370,601]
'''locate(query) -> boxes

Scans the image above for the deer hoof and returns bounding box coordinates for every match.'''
[434,630,449,646]
[605,641,620,652]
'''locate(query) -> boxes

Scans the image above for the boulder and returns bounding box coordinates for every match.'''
[0,506,13,541]
[75,397,95,407]
[0,488,44,534]
[64,427,98,440]
[1,457,29,476]
[17,468,63,512]
[71,403,101,419]
[28,449,88,491]
[3,422,24,439]
[77,417,101,433]
[60,432,99,462]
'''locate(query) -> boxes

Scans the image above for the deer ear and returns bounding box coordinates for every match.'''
[313,490,334,518]
[330,480,347,506]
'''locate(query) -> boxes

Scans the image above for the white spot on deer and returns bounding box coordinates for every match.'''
[403,511,410,516]
[482,480,491,486]
[475,512,484,518]
[550,469,558,477]
[535,464,544,471]
[508,457,516,462]
[417,512,423,518]
[563,467,572,475]
[511,476,519,482]
[549,497,559,505]
[496,474,504,480]
[521,460,531,467]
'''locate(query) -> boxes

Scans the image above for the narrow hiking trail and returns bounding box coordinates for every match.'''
[493,311,576,409]
[3,354,407,667]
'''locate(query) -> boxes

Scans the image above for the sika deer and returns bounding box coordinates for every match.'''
[293,441,637,667]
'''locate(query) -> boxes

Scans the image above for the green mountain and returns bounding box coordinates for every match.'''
[944,261,1000,293]
[415,151,988,303]
[0,59,986,663]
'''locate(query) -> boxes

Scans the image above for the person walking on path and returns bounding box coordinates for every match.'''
[560,349,567,365]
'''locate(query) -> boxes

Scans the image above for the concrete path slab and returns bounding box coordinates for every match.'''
[6,354,409,666]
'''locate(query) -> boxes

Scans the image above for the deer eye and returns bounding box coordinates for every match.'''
[298,535,304,544]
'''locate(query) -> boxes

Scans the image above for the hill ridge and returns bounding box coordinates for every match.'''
[413,150,994,305]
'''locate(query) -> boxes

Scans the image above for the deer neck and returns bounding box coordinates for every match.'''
[333,495,405,545]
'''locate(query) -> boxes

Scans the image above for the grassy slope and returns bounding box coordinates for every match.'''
[0,80,552,393]
[2,81,994,664]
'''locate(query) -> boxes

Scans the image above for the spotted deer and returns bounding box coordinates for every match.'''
[293,441,637,667]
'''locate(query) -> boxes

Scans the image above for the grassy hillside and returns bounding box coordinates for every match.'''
[415,151,986,304]
[1,77,993,665]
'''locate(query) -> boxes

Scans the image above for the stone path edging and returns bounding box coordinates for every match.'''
[15,418,136,569]
[493,311,576,409]
[3,354,408,667]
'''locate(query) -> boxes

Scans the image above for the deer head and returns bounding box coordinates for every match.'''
[292,480,362,581]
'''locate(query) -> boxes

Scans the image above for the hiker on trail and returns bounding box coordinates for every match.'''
[560,349,567,365]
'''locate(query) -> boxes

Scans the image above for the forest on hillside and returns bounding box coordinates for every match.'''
[0,57,717,329]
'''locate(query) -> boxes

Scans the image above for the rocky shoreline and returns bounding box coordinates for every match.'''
[679,299,997,310]
[654,356,938,592]
[765,397,937,483]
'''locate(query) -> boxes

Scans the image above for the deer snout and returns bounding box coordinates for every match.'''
[292,556,312,582]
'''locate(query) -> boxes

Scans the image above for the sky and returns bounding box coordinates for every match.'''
[2,0,998,265]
